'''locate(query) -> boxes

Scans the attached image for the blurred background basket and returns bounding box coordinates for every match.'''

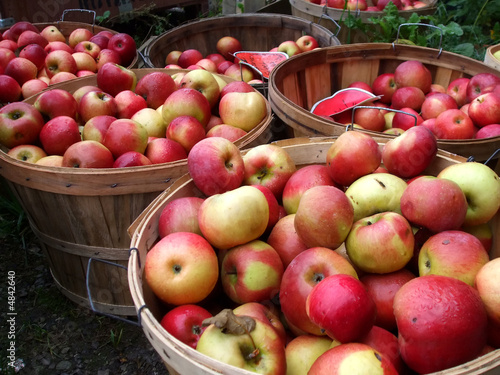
[128,135,500,375]
[484,43,500,71]
[0,68,273,316]
[268,43,500,170]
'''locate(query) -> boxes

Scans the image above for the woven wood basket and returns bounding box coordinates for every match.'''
[143,13,340,69]
[268,43,500,169]
[0,68,273,316]
[484,44,500,71]
[289,0,439,44]
[128,136,500,375]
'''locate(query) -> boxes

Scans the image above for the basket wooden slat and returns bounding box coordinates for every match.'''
[128,136,500,375]
[0,68,273,315]
[144,13,340,69]
[268,43,500,166]
[484,44,500,71]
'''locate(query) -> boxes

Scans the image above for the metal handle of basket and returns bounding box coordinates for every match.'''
[349,105,419,129]
[467,148,500,165]
[393,23,444,57]
[86,251,144,327]
[61,9,97,26]
[318,5,341,38]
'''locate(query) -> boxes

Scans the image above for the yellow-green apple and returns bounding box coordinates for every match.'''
[462,222,493,253]
[68,28,93,49]
[44,41,73,54]
[437,161,500,226]
[294,185,354,249]
[102,118,148,158]
[475,257,500,325]
[112,151,152,168]
[345,172,407,222]
[393,274,488,373]
[250,184,280,233]
[95,48,121,70]
[82,114,116,143]
[295,35,319,52]
[144,137,187,164]
[0,74,22,103]
[243,143,296,200]
[381,125,438,179]
[346,212,414,274]
[166,115,206,153]
[475,123,500,138]
[177,48,203,68]
[279,246,359,336]
[96,62,137,97]
[233,302,286,347]
[0,101,44,148]
[16,30,48,49]
[135,71,176,109]
[158,196,204,238]
[179,69,220,108]
[62,140,114,168]
[19,43,47,71]
[74,41,101,60]
[196,311,286,375]
[39,25,65,42]
[89,34,110,51]
[391,86,426,111]
[206,124,247,142]
[394,60,432,94]
[114,89,147,119]
[266,214,308,268]
[7,144,47,163]
[353,106,386,132]
[44,50,77,78]
[187,136,245,196]
[285,334,334,375]
[195,58,218,73]
[162,87,212,127]
[325,130,382,187]
[466,72,500,103]
[36,154,63,166]
[160,304,212,349]
[400,175,468,232]
[309,342,398,375]
[421,92,458,120]
[4,57,38,86]
[372,73,397,104]
[468,92,500,127]
[419,230,490,286]
[144,231,218,305]
[130,107,167,138]
[107,33,136,67]
[383,111,397,130]
[306,273,376,342]
[282,164,340,215]
[21,78,48,99]
[220,239,284,304]
[78,90,117,123]
[34,88,78,121]
[165,50,182,65]
[216,36,242,60]
[198,185,269,250]
[39,116,81,156]
[219,90,267,132]
[446,77,470,107]
[211,72,228,93]
[223,63,256,83]
[277,40,301,57]
[360,269,416,332]
[72,51,97,73]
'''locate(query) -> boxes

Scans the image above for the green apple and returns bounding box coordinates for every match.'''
[179,69,221,108]
[494,50,500,61]
[437,161,500,226]
[219,91,268,132]
[345,172,408,222]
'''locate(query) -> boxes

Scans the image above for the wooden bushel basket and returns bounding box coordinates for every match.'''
[484,44,500,71]
[268,43,500,168]
[0,69,273,316]
[128,136,500,375]
[143,13,341,70]
[289,0,438,44]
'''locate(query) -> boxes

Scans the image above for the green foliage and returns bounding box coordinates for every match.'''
[340,0,500,61]
[0,186,34,249]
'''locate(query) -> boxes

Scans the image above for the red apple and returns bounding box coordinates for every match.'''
[4,57,38,85]
[475,123,500,138]
[158,196,204,238]
[73,40,101,60]
[44,41,73,54]
[371,73,397,104]
[96,62,137,97]
[9,21,38,42]
[0,74,22,103]
[21,79,48,99]
[19,43,47,71]
[79,90,117,124]
[135,71,176,109]
[112,150,152,168]
[466,72,500,103]
[296,35,319,52]
[179,69,221,108]
[165,50,182,65]
[95,48,121,70]
[394,60,432,94]
[0,102,44,148]
[107,33,136,67]
[44,50,77,78]
[359,325,406,374]
[81,114,116,143]
[144,137,187,164]
[250,184,280,233]
[89,34,110,51]
[68,28,93,49]
[216,36,242,60]
[102,118,148,158]
[468,92,500,127]
[285,334,334,375]
[177,49,203,69]
[114,89,147,119]
[219,90,267,132]
[391,86,426,111]
[39,115,82,156]
[62,140,114,168]
[446,77,470,107]
[277,40,301,57]
[421,92,458,120]
[223,63,256,83]
[72,51,97,72]
[162,87,212,127]
[206,124,247,142]
[165,115,206,153]
[433,108,476,139]
[7,144,47,163]
[353,106,386,132]
[34,88,78,120]
[0,48,16,74]
[49,71,78,85]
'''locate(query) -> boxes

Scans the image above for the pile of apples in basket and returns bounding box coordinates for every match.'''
[143,125,500,374]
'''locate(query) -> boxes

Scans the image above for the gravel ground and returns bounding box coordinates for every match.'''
[0,237,170,375]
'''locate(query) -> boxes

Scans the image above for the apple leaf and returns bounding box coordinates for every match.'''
[202,309,256,335]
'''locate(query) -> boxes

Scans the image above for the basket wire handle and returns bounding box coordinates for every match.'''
[392,23,443,58]
[318,5,341,38]
[61,9,97,30]
[350,105,418,129]
[85,247,146,327]
[468,148,500,166]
